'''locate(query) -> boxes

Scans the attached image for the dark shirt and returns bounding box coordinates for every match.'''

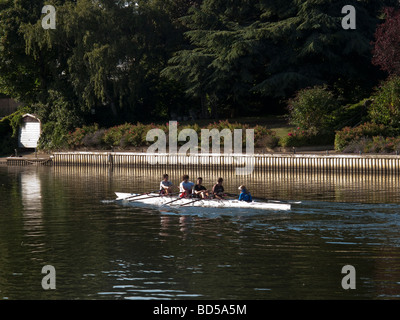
[212,184,224,194]
[194,185,206,192]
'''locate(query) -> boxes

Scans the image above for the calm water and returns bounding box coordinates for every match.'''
[0,165,400,300]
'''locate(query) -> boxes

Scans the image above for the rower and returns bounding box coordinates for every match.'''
[193,177,209,199]
[159,173,173,195]
[238,185,252,202]
[179,174,195,198]
[212,177,224,199]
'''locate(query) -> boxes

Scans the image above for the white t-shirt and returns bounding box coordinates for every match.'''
[179,181,194,193]
[160,180,173,190]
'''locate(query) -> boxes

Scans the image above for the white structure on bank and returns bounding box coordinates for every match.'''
[18,114,41,148]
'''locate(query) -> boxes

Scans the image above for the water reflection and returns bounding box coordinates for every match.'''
[1,166,400,299]
[54,165,400,204]
[18,169,49,262]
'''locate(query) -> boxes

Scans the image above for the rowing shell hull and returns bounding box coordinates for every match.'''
[115,193,291,211]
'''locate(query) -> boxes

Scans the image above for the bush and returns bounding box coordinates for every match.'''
[82,129,106,148]
[35,92,83,151]
[334,122,387,151]
[0,109,30,155]
[0,117,15,155]
[332,99,369,130]
[287,85,339,135]
[204,120,278,149]
[103,123,166,148]
[67,124,100,148]
[280,127,334,148]
[343,136,400,154]
[368,76,400,132]
[38,121,69,150]
[63,120,278,151]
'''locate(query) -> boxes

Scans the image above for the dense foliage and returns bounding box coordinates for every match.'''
[334,76,400,152]
[287,85,339,135]
[63,120,279,151]
[0,0,399,152]
[334,122,387,151]
[372,7,400,76]
[368,75,400,131]
[0,1,396,126]
[0,109,28,155]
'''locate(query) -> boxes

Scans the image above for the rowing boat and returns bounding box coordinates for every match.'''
[115,192,291,211]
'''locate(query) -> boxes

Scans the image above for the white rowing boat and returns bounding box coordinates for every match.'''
[115,192,291,211]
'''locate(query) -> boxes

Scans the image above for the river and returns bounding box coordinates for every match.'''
[0,165,399,299]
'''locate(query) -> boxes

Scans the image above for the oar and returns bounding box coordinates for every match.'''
[128,191,181,202]
[179,198,203,207]
[268,199,302,204]
[128,194,161,202]
[125,190,159,201]
[225,192,300,204]
[161,197,185,206]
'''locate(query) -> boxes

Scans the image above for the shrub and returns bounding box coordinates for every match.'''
[342,137,371,154]
[254,125,279,149]
[103,123,132,147]
[343,136,400,154]
[38,121,69,150]
[0,116,15,155]
[332,99,369,130]
[287,85,339,135]
[67,124,100,148]
[81,129,106,148]
[334,122,387,151]
[280,127,334,148]
[61,120,279,151]
[0,109,32,155]
[368,75,400,132]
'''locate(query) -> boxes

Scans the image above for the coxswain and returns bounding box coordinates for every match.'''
[238,185,252,202]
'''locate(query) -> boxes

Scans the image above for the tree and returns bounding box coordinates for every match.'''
[13,0,189,125]
[372,7,400,76]
[163,0,398,117]
[287,85,339,135]
[368,75,400,132]
[162,0,263,118]
[0,0,46,103]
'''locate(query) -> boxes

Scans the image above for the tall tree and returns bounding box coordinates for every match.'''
[0,0,46,103]
[372,7,400,76]
[162,0,398,117]
[17,0,189,124]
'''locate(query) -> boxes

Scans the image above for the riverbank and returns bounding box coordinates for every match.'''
[3,146,400,176]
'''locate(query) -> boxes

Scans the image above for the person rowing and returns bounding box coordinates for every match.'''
[179,174,195,198]
[193,177,209,199]
[212,177,224,199]
[159,173,173,195]
[238,185,252,202]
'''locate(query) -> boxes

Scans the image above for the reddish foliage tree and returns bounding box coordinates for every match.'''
[372,8,400,75]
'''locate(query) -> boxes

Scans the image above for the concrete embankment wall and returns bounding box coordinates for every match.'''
[49,152,400,175]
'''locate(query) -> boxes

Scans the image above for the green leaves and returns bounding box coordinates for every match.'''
[369,76,400,130]
[287,85,339,135]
